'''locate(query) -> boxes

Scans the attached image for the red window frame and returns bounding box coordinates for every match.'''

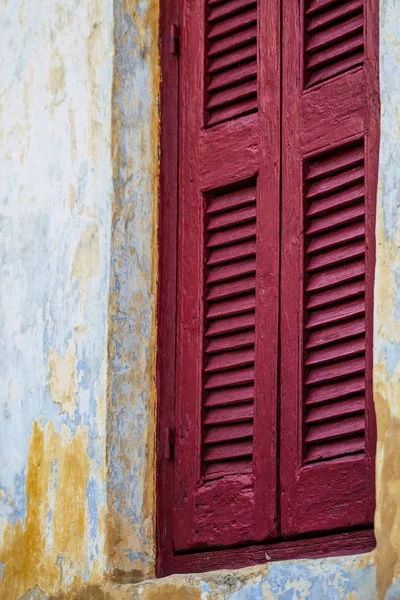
[157,0,379,576]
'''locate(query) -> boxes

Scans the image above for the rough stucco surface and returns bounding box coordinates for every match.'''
[0,0,113,597]
[106,0,159,584]
[373,0,400,597]
[0,0,160,597]
[1,0,400,598]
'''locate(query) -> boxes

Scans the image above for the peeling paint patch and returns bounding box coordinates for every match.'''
[71,223,100,292]
[382,341,400,378]
[49,49,66,109]
[48,340,78,415]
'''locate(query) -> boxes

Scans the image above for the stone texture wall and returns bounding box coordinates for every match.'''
[1,0,400,598]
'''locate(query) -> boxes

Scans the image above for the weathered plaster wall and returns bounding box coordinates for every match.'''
[0,0,160,596]
[0,0,114,597]
[106,0,159,584]
[372,0,400,596]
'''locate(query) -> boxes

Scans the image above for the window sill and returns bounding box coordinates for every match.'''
[170,529,375,575]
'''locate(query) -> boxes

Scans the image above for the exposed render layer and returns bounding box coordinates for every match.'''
[107,0,160,583]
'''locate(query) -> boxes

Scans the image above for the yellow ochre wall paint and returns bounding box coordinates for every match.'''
[1,0,400,599]
[0,423,93,599]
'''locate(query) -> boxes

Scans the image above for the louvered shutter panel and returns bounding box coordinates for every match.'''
[280,0,379,534]
[206,0,258,125]
[304,0,364,87]
[173,0,280,551]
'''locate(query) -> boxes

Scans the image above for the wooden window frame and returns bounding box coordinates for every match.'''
[156,0,379,577]
[157,0,180,577]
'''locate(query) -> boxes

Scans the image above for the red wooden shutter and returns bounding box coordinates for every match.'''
[173,0,280,551]
[280,0,379,535]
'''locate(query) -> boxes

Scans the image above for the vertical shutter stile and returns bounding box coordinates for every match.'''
[173,0,281,551]
[280,0,379,535]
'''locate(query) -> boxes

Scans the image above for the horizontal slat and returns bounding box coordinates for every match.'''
[207,186,256,215]
[306,436,364,462]
[208,8,257,40]
[204,422,253,444]
[205,347,254,372]
[306,258,365,292]
[308,51,364,87]
[208,43,257,74]
[203,439,253,462]
[306,395,365,424]
[307,0,339,16]
[306,297,365,329]
[206,294,255,320]
[307,34,363,70]
[204,403,253,425]
[208,0,256,23]
[307,222,365,254]
[207,80,257,111]
[306,203,364,236]
[207,257,256,284]
[307,0,363,33]
[306,376,365,405]
[205,459,252,479]
[306,316,365,349]
[305,414,365,443]
[306,279,365,309]
[207,204,256,231]
[306,144,363,181]
[306,167,364,201]
[206,330,255,354]
[206,274,256,301]
[207,221,256,248]
[306,356,365,386]
[306,336,365,366]
[207,307,255,332]
[208,97,258,126]
[205,366,254,389]
[306,183,364,218]
[306,14,363,53]
[208,25,257,57]
[208,61,257,92]
[207,239,256,266]
[205,385,254,407]
[307,240,364,272]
